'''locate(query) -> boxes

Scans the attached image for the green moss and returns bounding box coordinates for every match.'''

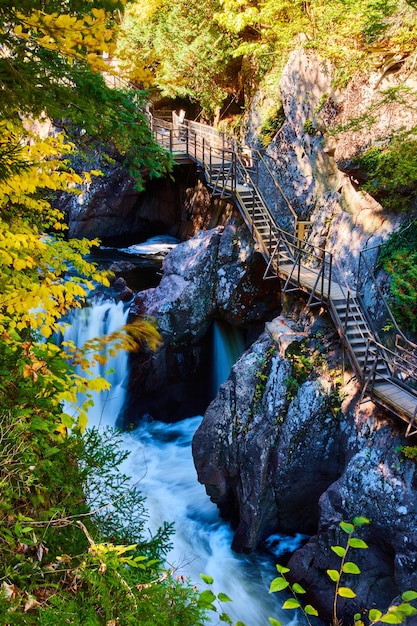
[259,103,286,147]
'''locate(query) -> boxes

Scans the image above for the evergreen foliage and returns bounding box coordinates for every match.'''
[0,422,205,624]
[116,0,241,119]
[378,222,417,333]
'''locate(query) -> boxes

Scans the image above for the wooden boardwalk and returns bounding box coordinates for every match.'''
[150,113,417,437]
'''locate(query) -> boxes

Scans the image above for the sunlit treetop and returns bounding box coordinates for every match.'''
[0,0,125,116]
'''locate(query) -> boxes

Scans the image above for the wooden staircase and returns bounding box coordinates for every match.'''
[150,112,417,437]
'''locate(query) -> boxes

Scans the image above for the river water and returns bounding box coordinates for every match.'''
[63,239,302,625]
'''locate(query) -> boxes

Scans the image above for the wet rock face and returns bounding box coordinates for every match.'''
[191,308,417,620]
[288,424,417,622]
[63,165,144,240]
[122,339,211,425]
[125,217,281,424]
[62,161,218,243]
[192,317,343,552]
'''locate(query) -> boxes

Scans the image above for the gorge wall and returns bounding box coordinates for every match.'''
[64,49,417,622]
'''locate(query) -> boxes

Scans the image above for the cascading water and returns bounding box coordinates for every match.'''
[62,299,129,428]
[118,416,287,625]
[63,242,299,625]
[212,320,246,398]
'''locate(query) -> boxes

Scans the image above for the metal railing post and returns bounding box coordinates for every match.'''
[357,249,362,294]
[344,292,350,335]
[327,252,332,301]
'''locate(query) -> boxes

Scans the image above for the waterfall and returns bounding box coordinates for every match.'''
[212,320,245,396]
[62,299,129,429]
[64,298,298,625]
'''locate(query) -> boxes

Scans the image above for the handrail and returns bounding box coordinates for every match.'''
[149,111,417,427]
[223,133,302,237]
[255,151,297,220]
[358,244,416,348]
[363,339,417,389]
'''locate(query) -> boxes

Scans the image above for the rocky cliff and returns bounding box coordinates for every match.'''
[192,311,417,620]
[61,160,225,243]
[122,216,281,424]
[189,49,417,621]
[62,46,417,622]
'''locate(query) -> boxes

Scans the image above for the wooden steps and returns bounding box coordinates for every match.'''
[151,114,417,436]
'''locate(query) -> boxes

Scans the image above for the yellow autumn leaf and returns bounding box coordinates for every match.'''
[54,13,74,29]
[13,257,27,271]
[54,423,68,437]
[40,326,53,338]
[91,8,106,19]
[77,412,88,433]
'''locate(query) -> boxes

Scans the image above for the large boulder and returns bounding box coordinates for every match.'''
[288,419,417,623]
[132,217,280,341]
[124,217,281,424]
[192,307,417,620]
[192,315,344,552]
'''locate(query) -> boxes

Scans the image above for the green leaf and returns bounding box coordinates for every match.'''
[269,619,282,626]
[327,569,340,582]
[338,587,356,598]
[200,573,214,585]
[353,516,370,526]
[369,609,383,621]
[276,564,290,574]
[236,622,247,626]
[198,589,217,608]
[402,591,417,601]
[305,605,319,616]
[396,603,417,617]
[30,417,50,431]
[292,583,306,594]
[342,562,361,574]
[348,538,368,549]
[219,612,233,624]
[340,521,355,534]
[282,598,301,610]
[331,545,347,557]
[217,592,232,603]
[269,577,290,593]
[380,614,403,623]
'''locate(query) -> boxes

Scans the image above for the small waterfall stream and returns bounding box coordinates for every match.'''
[212,320,246,397]
[63,262,297,624]
[62,299,130,428]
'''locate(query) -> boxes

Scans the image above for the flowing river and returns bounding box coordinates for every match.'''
[63,239,302,625]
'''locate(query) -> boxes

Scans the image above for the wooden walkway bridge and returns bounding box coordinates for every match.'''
[150,111,417,437]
